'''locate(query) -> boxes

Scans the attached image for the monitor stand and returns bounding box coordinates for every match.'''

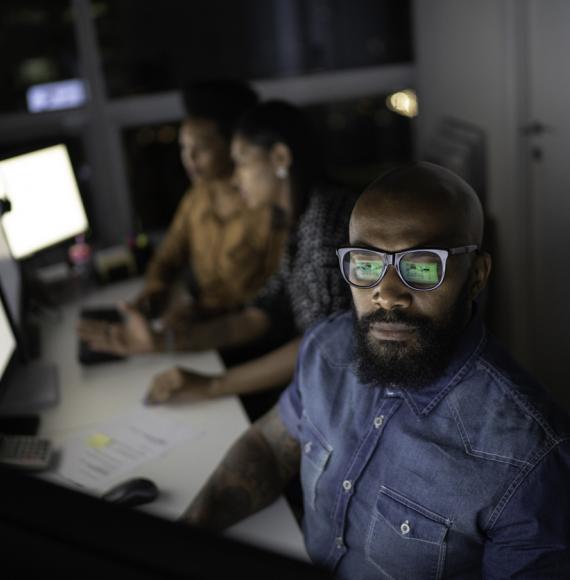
[0,361,59,414]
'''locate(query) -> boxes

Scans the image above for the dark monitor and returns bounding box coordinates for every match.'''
[0,284,58,414]
[0,466,329,579]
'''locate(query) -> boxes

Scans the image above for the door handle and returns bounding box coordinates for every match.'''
[519,120,553,136]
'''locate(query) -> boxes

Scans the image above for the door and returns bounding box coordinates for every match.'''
[524,0,570,409]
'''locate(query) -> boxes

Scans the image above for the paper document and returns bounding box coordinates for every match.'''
[50,407,201,492]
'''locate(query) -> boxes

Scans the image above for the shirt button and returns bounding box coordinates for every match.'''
[400,520,411,535]
[373,415,385,428]
[335,536,344,549]
[304,441,312,454]
[342,480,352,492]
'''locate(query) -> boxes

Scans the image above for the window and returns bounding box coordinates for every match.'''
[0,1,79,114]
[122,122,187,231]
[306,94,412,191]
[123,95,413,233]
[94,0,412,98]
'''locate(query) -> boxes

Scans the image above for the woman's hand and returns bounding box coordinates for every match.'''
[144,367,218,405]
[76,302,155,355]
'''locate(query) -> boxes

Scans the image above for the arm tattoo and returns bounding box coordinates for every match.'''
[182,406,300,531]
[256,406,301,483]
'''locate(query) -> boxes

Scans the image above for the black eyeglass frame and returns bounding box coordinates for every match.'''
[336,245,479,292]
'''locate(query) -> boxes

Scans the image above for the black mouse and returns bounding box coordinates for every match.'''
[101,477,159,507]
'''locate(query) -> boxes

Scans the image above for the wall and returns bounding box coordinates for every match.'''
[412,1,532,367]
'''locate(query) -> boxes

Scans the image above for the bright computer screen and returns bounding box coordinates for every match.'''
[0,144,89,259]
[0,291,17,381]
[0,282,59,413]
[0,222,21,327]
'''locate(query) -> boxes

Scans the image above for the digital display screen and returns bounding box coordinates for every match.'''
[0,223,21,326]
[0,144,89,259]
[0,293,16,380]
[26,79,87,113]
[401,261,440,284]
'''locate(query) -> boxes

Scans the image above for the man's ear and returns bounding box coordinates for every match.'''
[469,252,492,300]
[269,142,292,174]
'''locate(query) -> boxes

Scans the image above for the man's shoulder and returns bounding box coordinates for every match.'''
[453,334,570,451]
[173,186,195,210]
[301,310,355,368]
[187,178,236,203]
[175,184,208,218]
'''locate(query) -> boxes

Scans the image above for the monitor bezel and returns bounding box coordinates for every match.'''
[0,281,21,391]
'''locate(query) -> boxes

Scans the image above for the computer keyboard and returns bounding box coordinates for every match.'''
[0,434,53,471]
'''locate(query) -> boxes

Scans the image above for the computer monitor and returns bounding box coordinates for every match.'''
[0,221,21,328]
[0,286,58,414]
[0,285,17,383]
[0,144,89,259]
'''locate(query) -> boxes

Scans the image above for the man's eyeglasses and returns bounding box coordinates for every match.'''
[336,245,479,292]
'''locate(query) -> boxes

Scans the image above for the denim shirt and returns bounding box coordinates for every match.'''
[278,310,570,579]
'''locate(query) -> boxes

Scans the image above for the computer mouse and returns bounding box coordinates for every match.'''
[101,477,159,508]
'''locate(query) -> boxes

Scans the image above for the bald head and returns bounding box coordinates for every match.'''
[351,162,484,248]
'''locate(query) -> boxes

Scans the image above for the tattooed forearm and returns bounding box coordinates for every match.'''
[181,407,300,531]
[257,406,301,483]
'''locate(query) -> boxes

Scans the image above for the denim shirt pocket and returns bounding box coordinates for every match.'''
[365,485,451,580]
[300,414,332,511]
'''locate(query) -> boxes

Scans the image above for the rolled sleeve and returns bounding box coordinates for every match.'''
[277,384,302,441]
[277,329,316,441]
[483,439,570,578]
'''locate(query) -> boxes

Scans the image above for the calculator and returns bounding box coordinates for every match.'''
[0,435,53,471]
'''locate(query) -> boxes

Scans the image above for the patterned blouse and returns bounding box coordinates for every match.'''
[253,186,358,337]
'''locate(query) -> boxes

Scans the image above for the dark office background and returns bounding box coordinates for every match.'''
[0,0,414,232]
[97,0,411,98]
[2,4,570,574]
[123,94,412,231]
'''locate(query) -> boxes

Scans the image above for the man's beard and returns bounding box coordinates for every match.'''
[352,281,471,390]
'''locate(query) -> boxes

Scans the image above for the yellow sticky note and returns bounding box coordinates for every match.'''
[88,433,112,449]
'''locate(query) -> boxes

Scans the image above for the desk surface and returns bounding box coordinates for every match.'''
[38,278,308,561]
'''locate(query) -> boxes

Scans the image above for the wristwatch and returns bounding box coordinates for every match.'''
[149,318,165,333]
[149,318,174,352]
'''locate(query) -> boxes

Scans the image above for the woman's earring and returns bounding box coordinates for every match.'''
[276,166,288,179]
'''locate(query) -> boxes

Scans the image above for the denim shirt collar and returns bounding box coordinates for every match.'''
[381,308,487,418]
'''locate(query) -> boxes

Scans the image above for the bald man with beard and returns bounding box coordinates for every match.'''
[181,163,570,579]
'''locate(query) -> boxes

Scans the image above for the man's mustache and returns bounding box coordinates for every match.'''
[358,308,432,332]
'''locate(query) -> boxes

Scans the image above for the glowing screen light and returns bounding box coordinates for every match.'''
[0,145,89,259]
[0,294,16,380]
[26,79,87,113]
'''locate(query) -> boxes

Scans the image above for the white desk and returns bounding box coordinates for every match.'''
[37,279,308,561]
